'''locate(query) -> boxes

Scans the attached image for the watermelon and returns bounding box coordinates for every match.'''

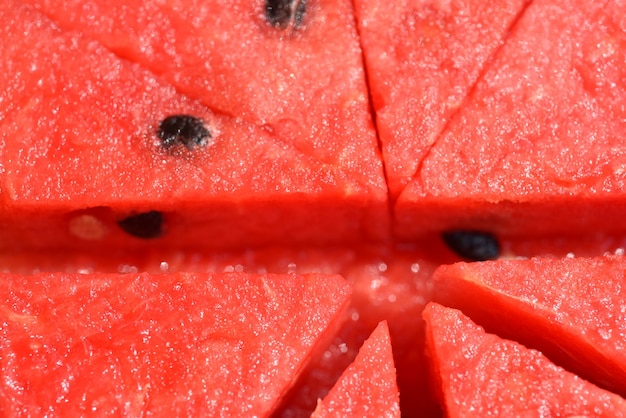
[353,0,530,198]
[4,0,626,416]
[423,303,626,417]
[0,243,451,417]
[395,0,626,240]
[0,271,351,416]
[311,321,400,417]
[433,255,626,398]
[0,0,389,251]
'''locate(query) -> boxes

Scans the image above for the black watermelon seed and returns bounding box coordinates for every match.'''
[265,0,307,28]
[118,211,164,239]
[157,115,211,151]
[442,230,501,261]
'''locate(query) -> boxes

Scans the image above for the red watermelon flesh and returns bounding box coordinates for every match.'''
[0,1,388,251]
[6,234,626,417]
[423,303,626,417]
[0,271,351,416]
[396,0,626,239]
[21,0,386,198]
[0,244,450,418]
[353,0,530,198]
[311,321,400,417]
[433,255,626,398]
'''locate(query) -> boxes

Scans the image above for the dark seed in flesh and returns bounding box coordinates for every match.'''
[265,0,307,28]
[442,230,501,261]
[118,211,164,239]
[157,115,211,151]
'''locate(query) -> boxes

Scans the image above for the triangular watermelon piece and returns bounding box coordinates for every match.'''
[353,0,530,197]
[396,0,626,239]
[20,0,387,202]
[423,303,626,417]
[433,255,626,398]
[0,243,450,417]
[0,271,351,416]
[0,1,388,251]
[311,321,400,417]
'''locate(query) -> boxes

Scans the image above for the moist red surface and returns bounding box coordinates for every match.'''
[423,303,626,417]
[312,321,400,417]
[433,255,626,398]
[353,0,530,198]
[4,234,626,417]
[0,1,388,250]
[0,271,351,416]
[396,0,626,238]
[0,243,454,418]
[21,0,386,197]
[4,0,626,416]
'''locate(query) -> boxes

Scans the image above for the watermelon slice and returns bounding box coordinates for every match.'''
[0,243,450,417]
[395,0,626,239]
[423,303,626,417]
[0,1,388,251]
[353,0,530,198]
[23,0,379,170]
[311,321,400,417]
[0,271,351,416]
[433,255,626,398]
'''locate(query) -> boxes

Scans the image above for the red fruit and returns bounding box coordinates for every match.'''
[1,0,388,251]
[312,321,400,417]
[423,303,626,417]
[0,271,351,416]
[433,255,626,398]
[353,0,530,198]
[396,0,626,239]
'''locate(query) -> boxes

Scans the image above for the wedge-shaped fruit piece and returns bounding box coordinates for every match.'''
[20,0,388,236]
[0,243,449,417]
[23,0,381,172]
[0,272,351,416]
[423,303,626,417]
[312,321,400,417]
[396,0,626,239]
[0,1,388,251]
[353,0,530,197]
[433,255,626,398]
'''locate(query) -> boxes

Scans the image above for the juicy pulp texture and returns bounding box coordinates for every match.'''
[312,321,400,417]
[0,1,388,250]
[0,244,451,418]
[433,255,626,398]
[353,0,530,198]
[22,0,381,177]
[4,0,626,416]
[0,271,351,416]
[423,303,626,417]
[396,0,626,239]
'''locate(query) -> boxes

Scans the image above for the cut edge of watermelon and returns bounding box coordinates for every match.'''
[432,258,626,399]
[311,320,401,417]
[423,301,626,417]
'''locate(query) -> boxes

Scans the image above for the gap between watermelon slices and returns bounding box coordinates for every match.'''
[432,255,626,400]
[0,242,458,418]
[395,0,626,241]
[5,235,626,416]
[407,0,533,200]
[423,303,626,417]
[353,0,532,199]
